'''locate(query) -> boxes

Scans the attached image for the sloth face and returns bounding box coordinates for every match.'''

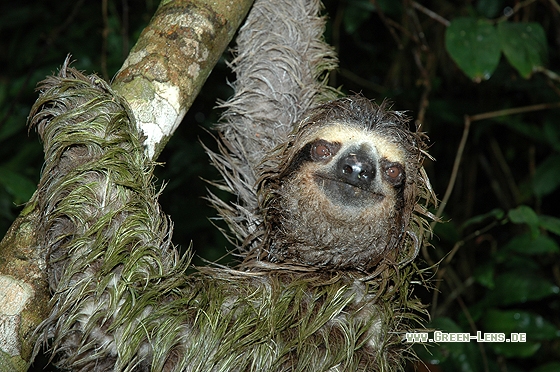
[258,95,425,271]
[293,125,406,210]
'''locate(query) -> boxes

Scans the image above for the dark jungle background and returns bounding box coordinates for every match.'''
[1,0,559,371]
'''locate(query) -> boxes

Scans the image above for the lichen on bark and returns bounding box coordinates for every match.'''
[0,206,49,372]
[112,0,254,160]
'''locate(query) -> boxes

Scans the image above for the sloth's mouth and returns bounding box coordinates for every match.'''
[314,175,384,205]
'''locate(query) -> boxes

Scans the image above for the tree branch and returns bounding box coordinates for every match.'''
[112,0,254,160]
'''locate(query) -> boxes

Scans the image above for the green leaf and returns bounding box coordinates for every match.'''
[498,22,547,78]
[532,154,560,197]
[539,215,560,236]
[502,233,559,255]
[508,205,539,238]
[445,17,501,82]
[491,272,559,306]
[482,309,560,340]
[508,205,539,225]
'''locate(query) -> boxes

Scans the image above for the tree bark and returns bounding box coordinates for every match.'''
[0,0,253,370]
[0,206,49,372]
[113,0,254,160]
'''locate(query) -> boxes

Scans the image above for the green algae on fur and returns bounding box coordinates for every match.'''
[28,0,436,370]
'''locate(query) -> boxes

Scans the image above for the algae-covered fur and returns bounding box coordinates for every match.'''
[30,63,430,372]
[29,0,435,370]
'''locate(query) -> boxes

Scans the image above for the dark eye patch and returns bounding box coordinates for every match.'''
[309,140,341,162]
[278,140,341,179]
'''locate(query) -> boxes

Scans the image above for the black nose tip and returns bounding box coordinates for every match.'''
[337,152,376,187]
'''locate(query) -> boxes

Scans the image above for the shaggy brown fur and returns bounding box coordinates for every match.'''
[28,0,435,371]
[250,96,429,271]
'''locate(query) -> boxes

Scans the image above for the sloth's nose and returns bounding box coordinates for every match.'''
[337,151,376,187]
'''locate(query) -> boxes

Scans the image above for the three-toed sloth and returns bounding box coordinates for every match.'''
[29,0,434,370]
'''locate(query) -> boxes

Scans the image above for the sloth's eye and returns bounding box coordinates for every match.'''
[384,163,404,186]
[313,143,331,159]
[386,166,401,179]
[310,140,340,162]
[309,140,341,162]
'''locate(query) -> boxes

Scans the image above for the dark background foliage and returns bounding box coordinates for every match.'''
[1,1,559,371]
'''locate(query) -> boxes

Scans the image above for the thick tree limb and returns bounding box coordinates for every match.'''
[112,0,254,160]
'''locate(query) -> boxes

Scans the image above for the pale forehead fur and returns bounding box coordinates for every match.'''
[311,123,405,162]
